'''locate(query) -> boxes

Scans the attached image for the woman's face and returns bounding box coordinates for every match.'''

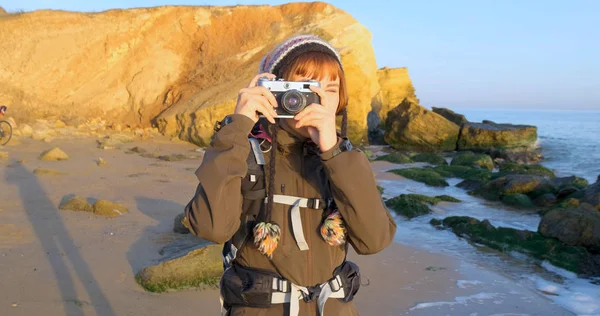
[284,73,341,137]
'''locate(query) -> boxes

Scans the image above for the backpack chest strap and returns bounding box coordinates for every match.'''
[266,195,329,251]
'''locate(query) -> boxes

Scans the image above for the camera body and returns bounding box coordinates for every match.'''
[257,77,321,118]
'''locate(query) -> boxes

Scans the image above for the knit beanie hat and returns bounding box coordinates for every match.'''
[258,34,343,76]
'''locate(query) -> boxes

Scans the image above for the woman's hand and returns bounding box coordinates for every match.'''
[294,85,338,152]
[234,73,279,124]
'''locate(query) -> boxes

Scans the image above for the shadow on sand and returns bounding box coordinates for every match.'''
[5,161,116,316]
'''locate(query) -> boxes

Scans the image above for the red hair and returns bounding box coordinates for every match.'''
[279,51,348,114]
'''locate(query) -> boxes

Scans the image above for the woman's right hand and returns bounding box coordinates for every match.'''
[234,73,279,124]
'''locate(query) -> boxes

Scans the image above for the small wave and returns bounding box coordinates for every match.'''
[409,292,501,311]
[457,280,483,288]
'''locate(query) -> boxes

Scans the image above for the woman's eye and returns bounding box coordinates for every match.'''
[326,90,338,93]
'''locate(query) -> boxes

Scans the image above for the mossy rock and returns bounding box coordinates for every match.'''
[92,200,128,217]
[431,165,492,181]
[388,168,449,187]
[377,185,385,194]
[433,216,600,276]
[473,175,555,201]
[135,244,223,292]
[436,195,462,203]
[552,176,589,190]
[451,152,494,171]
[385,195,433,219]
[501,194,535,209]
[539,208,600,254]
[497,163,555,179]
[375,153,413,164]
[59,196,93,213]
[411,153,448,166]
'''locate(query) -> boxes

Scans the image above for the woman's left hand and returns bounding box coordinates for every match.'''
[294,85,338,152]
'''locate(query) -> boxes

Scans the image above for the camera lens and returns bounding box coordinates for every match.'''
[281,90,306,114]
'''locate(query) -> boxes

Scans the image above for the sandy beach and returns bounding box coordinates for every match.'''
[0,135,573,315]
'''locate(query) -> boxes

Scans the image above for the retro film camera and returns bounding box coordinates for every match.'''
[257,77,321,118]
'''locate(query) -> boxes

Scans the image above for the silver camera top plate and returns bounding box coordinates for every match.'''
[257,77,321,92]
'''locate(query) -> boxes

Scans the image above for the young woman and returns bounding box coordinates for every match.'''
[184,35,397,316]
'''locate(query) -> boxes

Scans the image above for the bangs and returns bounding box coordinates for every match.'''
[282,51,342,82]
[279,50,348,114]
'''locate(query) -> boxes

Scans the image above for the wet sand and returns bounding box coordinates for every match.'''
[0,136,572,315]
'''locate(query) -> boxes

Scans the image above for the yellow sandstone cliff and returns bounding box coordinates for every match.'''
[0,3,416,145]
[375,67,419,124]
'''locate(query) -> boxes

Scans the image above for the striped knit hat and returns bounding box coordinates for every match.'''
[259,34,343,76]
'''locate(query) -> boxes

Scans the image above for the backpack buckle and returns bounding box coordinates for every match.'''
[302,285,322,302]
[307,198,325,210]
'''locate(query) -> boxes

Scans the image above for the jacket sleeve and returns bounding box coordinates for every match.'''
[320,138,397,255]
[183,114,255,244]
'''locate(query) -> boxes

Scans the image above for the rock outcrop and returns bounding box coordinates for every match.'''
[383,99,459,151]
[432,107,468,126]
[374,67,418,124]
[539,208,600,253]
[458,122,537,152]
[0,3,383,145]
[432,216,600,276]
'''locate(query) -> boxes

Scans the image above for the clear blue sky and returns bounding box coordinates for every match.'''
[3,0,599,110]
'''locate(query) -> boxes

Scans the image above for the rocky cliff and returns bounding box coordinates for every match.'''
[374,67,418,124]
[0,3,385,145]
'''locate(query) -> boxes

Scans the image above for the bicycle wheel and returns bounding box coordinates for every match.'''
[0,120,12,146]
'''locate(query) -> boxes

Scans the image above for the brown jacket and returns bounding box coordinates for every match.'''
[184,114,397,316]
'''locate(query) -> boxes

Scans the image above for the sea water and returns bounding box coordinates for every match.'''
[380,109,600,315]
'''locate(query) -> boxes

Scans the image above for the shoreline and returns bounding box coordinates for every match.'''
[0,136,573,315]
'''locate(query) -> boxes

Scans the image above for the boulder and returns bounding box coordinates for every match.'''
[385,194,433,219]
[457,122,537,152]
[497,163,555,179]
[473,174,555,201]
[552,176,589,190]
[435,216,600,276]
[534,193,558,208]
[411,152,448,166]
[451,152,494,170]
[39,147,69,161]
[384,193,460,219]
[58,196,93,213]
[457,179,486,191]
[388,168,449,187]
[97,134,134,149]
[136,244,223,292]
[432,165,492,182]
[491,148,542,165]
[432,107,468,126]
[92,200,128,217]
[501,194,534,209]
[374,152,413,164]
[581,181,600,210]
[384,99,459,151]
[20,124,33,137]
[539,208,600,253]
